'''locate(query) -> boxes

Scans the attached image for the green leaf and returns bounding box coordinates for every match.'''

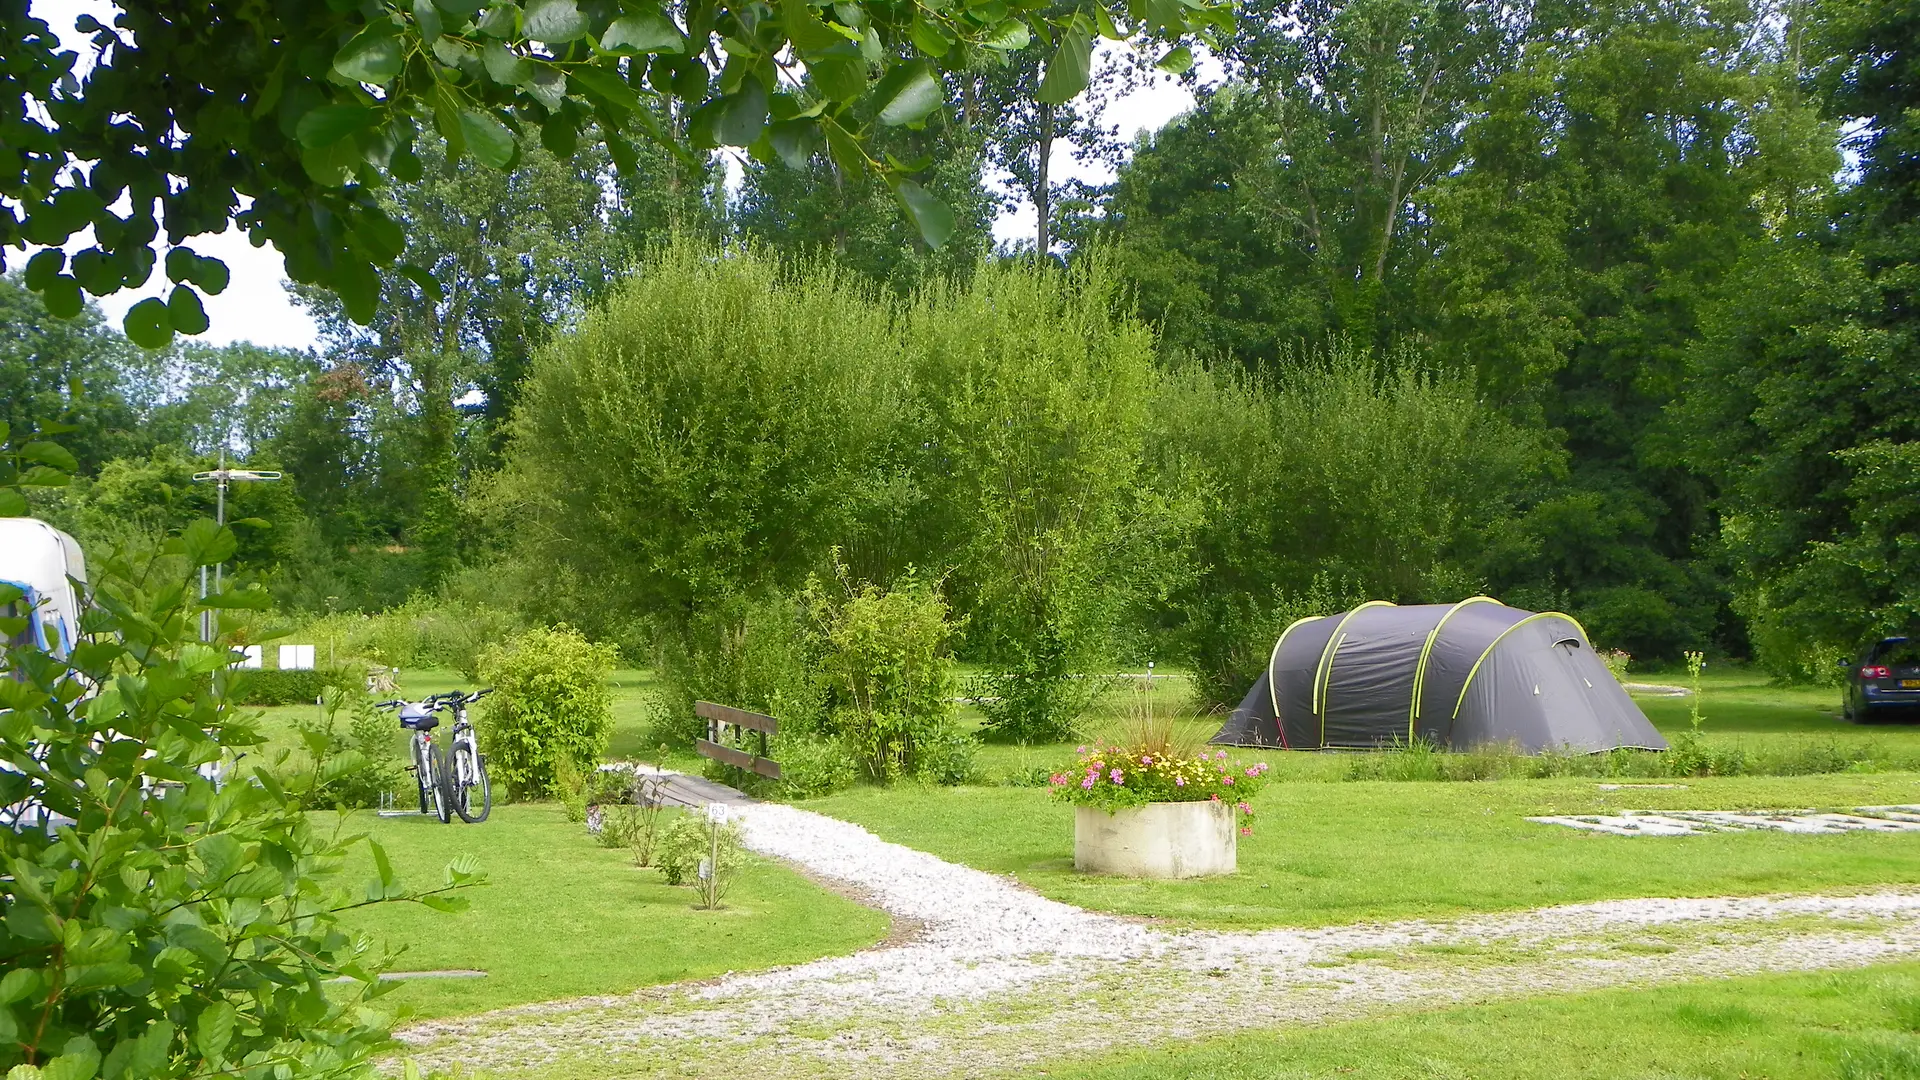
[602,12,685,52]
[892,178,955,249]
[41,274,83,319]
[477,2,519,36]
[1093,4,1124,39]
[295,104,378,148]
[38,1049,97,1080]
[302,138,361,186]
[821,117,866,177]
[17,466,68,487]
[19,440,76,473]
[180,519,237,567]
[526,66,566,110]
[165,247,230,294]
[1039,21,1093,104]
[168,285,209,335]
[808,56,867,103]
[123,298,173,349]
[435,0,487,15]
[523,0,588,42]
[979,19,1030,51]
[458,110,516,168]
[0,969,39,1006]
[714,75,769,147]
[567,64,644,113]
[1155,45,1193,73]
[416,893,469,913]
[768,119,818,169]
[1139,0,1184,32]
[396,263,444,304]
[23,249,63,291]
[874,64,942,127]
[909,16,950,57]
[335,255,381,324]
[128,1020,173,1077]
[0,489,27,517]
[482,41,531,85]
[334,28,404,83]
[218,865,287,898]
[413,0,444,40]
[194,1002,234,1064]
[64,961,143,993]
[201,586,271,609]
[370,840,396,889]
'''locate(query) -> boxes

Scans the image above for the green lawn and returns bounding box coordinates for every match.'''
[806,771,1920,929]
[1040,961,1920,1079]
[328,802,888,1020]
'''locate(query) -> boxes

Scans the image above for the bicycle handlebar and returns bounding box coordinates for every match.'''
[377,689,495,714]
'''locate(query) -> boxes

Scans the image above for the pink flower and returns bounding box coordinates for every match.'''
[1110,768,1124,784]
[1141,755,1153,765]
[1237,801,1251,813]
[1245,766,1259,777]
[1082,775,1095,790]
[1210,793,1221,802]
[1240,826,1253,837]
[1223,775,1235,785]
[1216,750,1228,760]
[1050,774,1065,786]
[1077,746,1088,754]
[1174,777,1186,787]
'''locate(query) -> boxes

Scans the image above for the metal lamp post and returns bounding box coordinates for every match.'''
[190,449,283,641]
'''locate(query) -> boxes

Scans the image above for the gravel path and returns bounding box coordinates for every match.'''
[401,797,1920,1079]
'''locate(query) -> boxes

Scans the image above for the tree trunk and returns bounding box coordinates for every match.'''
[1035,102,1054,259]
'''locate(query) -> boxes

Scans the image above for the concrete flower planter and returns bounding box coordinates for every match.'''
[1073,800,1237,878]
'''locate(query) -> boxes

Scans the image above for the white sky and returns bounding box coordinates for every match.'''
[25,0,1210,351]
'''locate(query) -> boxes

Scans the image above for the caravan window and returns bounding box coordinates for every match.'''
[2,591,35,650]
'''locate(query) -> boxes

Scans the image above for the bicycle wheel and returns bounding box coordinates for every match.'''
[412,739,431,814]
[428,742,452,824]
[451,740,491,823]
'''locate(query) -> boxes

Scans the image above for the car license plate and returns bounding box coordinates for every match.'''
[1903,679,1920,689]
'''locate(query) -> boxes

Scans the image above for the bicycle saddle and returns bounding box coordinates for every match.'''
[399,703,439,730]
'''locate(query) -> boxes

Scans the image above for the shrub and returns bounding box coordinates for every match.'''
[650,589,824,748]
[808,570,973,783]
[589,773,670,866]
[771,732,859,798]
[477,625,618,799]
[292,687,406,809]
[234,664,356,705]
[657,811,748,909]
[1598,649,1633,680]
[296,597,520,680]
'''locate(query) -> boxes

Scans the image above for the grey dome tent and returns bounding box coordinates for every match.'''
[1210,598,1667,753]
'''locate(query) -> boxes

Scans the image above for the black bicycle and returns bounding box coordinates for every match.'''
[428,688,493,823]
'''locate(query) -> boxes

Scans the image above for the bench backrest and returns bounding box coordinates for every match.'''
[693,701,782,779]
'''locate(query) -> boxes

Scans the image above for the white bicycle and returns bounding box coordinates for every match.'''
[428,688,493,823]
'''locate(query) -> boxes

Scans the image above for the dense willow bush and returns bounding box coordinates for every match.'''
[502,240,1556,736]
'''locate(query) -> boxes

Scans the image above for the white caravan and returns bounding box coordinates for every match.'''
[0,517,88,660]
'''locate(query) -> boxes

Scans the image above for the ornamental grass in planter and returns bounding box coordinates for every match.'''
[1048,685,1270,878]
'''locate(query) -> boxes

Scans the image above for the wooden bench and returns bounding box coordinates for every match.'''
[694,701,782,780]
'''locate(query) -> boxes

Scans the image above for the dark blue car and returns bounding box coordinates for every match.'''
[1845,637,1920,722]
